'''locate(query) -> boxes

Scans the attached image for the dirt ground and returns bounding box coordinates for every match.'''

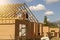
[51,37,60,40]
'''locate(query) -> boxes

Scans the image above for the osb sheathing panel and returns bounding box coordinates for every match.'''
[0,24,15,39]
[50,28,59,32]
[43,26,49,32]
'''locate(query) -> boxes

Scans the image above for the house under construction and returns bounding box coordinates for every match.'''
[0,3,60,40]
[0,3,39,40]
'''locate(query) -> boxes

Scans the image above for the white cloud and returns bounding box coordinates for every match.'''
[25,0,33,2]
[29,4,46,11]
[45,11,54,16]
[44,0,60,4]
[56,19,60,21]
[47,18,50,21]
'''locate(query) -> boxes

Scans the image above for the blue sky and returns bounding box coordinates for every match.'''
[26,0,60,22]
[0,0,60,22]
